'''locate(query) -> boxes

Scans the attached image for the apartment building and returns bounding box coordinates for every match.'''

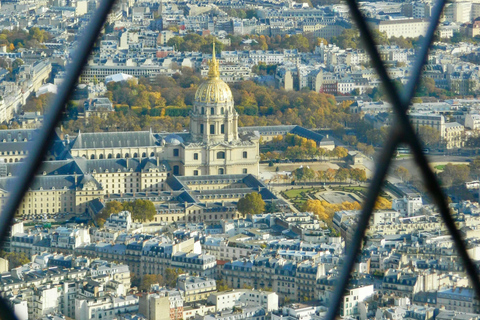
[444,122,464,149]
[465,113,480,130]
[176,275,216,303]
[368,18,429,38]
[75,295,138,320]
[207,289,279,312]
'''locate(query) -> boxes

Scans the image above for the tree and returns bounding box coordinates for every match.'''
[335,168,349,182]
[303,200,328,220]
[418,126,440,147]
[325,168,336,182]
[0,251,29,269]
[237,192,265,216]
[124,199,156,222]
[140,274,164,291]
[293,166,316,181]
[216,279,231,292]
[374,197,392,210]
[439,163,470,187]
[332,146,348,159]
[164,268,183,288]
[95,200,123,225]
[394,166,410,182]
[343,135,357,146]
[12,58,23,69]
[350,168,367,183]
[265,202,279,213]
[469,157,480,176]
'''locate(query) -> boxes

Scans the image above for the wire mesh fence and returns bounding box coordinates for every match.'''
[0,0,479,319]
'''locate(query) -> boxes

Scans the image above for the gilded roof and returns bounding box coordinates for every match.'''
[194,41,233,104]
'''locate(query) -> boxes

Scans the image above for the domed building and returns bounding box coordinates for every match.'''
[167,42,260,176]
[69,43,259,178]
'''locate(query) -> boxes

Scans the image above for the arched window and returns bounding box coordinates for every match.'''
[133,153,138,158]
[211,107,215,115]
[218,168,224,175]
[99,154,104,159]
[108,154,113,159]
[116,154,121,159]
[90,154,95,159]
[125,153,130,158]
[217,152,225,159]
[150,152,154,156]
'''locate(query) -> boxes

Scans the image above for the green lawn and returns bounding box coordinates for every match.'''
[330,186,368,193]
[283,187,325,209]
[329,185,391,200]
[434,165,445,170]
[284,188,316,198]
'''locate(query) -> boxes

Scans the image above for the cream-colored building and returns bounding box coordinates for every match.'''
[369,18,429,38]
[444,122,464,149]
[180,46,259,176]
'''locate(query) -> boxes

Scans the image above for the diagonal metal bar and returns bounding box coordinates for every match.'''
[0,296,21,320]
[325,0,480,318]
[0,0,117,246]
[324,126,402,320]
[345,0,480,302]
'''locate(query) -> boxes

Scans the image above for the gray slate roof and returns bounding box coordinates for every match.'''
[71,130,159,149]
[0,175,77,192]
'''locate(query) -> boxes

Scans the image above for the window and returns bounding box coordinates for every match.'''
[217,152,225,159]
[173,149,179,157]
[194,153,198,160]
[243,151,247,158]
[221,124,225,134]
[201,107,204,114]
[243,168,247,174]
[200,124,204,134]
[194,170,198,176]
[210,125,215,134]
[221,107,224,114]
[211,107,215,115]
[218,168,224,175]
[173,166,179,175]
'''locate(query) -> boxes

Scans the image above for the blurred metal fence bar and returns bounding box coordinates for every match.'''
[325,0,480,319]
[0,0,478,319]
[0,1,118,316]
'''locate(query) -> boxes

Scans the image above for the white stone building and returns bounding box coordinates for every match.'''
[465,114,480,130]
[208,289,279,312]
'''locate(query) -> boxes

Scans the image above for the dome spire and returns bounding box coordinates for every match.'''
[208,39,220,79]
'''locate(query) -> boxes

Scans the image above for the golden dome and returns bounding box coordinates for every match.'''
[194,41,233,104]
